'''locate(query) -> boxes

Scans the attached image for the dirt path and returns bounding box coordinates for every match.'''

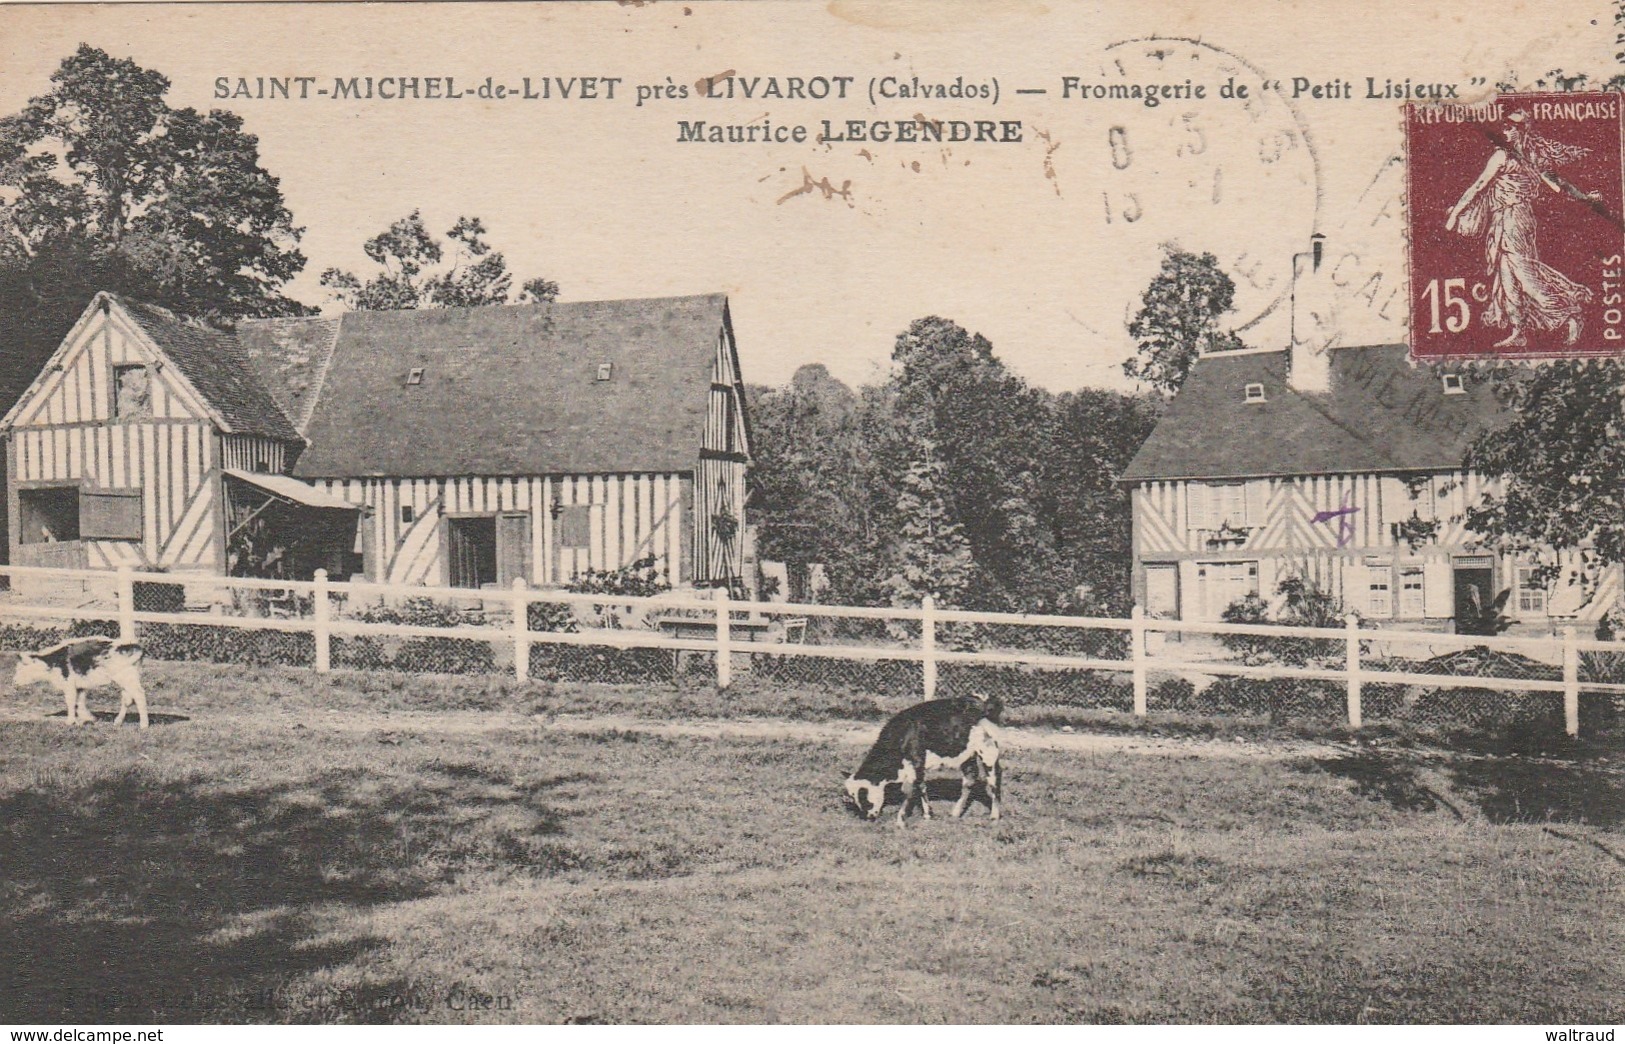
[0,702,1351,761]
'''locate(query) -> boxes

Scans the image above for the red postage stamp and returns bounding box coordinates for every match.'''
[1406,92,1625,361]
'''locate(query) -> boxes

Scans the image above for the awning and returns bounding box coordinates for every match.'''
[224,469,360,512]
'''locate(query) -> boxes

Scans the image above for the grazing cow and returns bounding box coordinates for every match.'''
[844,695,1003,823]
[13,637,149,729]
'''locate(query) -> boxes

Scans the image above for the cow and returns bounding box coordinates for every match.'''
[844,695,1003,823]
[12,637,149,729]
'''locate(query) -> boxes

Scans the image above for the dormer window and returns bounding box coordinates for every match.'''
[1441,373,1465,395]
[596,363,613,382]
[1244,383,1266,404]
[406,367,425,386]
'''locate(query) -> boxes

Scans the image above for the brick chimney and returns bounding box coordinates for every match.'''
[1288,233,1335,394]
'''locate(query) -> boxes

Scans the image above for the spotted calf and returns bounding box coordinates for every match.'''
[844,695,1003,823]
[13,637,149,729]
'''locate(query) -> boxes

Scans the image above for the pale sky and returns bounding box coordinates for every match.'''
[0,0,1613,392]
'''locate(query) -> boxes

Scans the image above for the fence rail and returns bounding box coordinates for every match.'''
[0,564,1620,738]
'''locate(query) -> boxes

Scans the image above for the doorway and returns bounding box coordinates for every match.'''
[1145,563,1180,618]
[1452,557,1495,632]
[448,516,497,589]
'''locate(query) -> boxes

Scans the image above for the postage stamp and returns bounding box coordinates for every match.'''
[1406,91,1625,361]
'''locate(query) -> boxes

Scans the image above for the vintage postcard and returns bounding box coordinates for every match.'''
[0,0,1621,1031]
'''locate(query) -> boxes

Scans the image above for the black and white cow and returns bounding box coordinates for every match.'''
[844,695,1003,823]
[13,637,149,729]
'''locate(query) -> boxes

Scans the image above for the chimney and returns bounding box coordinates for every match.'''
[1289,233,1334,393]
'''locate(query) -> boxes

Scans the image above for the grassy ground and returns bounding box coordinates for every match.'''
[1,663,1622,1024]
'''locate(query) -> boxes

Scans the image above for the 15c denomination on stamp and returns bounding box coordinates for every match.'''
[1406,91,1625,361]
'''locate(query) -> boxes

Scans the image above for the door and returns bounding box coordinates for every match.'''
[1145,563,1179,618]
[447,516,497,589]
[1452,562,1494,632]
[496,513,530,588]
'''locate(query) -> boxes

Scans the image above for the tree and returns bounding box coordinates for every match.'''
[0,45,307,405]
[882,440,974,608]
[1464,360,1624,582]
[320,210,559,310]
[1121,245,1247,395]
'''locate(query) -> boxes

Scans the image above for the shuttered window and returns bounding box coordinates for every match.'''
[80,489,142,541]
[1399,567,1426,617]
[559,505,591,549]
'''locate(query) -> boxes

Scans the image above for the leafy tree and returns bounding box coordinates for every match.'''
[320,210,558,310]
[882,440,974,608]
[0,45,307,405]
[1043,388,1162,613]
[1121,245,1247,395]
[1464,360,1624,582]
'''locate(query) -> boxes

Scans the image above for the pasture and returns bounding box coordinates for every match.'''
[1,664,1622,1024]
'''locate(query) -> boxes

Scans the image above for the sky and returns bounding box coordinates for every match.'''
[0,0,1615,393]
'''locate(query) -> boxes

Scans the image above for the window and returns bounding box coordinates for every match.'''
[1212,482,1248,527]
[80,490,143,541]
[1441,373,1465,395]
[1516,565,1547,615]
[558,505,591,549]
[400,504,415,525]
[18,487,82,544]
[1399,567,1426,617]
[1367,566,1392,616]
[1244,383,1266,403]
[114,365,151,419]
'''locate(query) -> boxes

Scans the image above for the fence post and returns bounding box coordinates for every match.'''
[1345,614,1362,730]
[921,594,938,700]
[512,577,531,681]
[716,585,732,691]
[1131,605,1147,718]
[116,566,135,643]
[313,568,331,674]
[1563,626,1579,738]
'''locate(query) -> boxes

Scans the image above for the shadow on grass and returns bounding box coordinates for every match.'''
[1305,751,1625,827]
[1444,757,1625,827]
[1301,756,1461,817]
[0,761,590,1023]
[42,709,191,727]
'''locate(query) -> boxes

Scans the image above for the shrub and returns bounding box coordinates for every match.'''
[137,622,315,667]
[350,597,471,629]
[1220,577,1350,666]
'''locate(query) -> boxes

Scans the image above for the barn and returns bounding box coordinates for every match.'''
[1,291,752,590]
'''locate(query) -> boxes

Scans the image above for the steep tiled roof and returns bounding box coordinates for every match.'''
[1120,345,1507,483]
[273,294,731,478]
[235,316,342,433]
[116,298,303,443]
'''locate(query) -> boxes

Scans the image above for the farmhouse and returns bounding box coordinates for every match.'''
[1121,315,1620,634]
[2,291,751,590]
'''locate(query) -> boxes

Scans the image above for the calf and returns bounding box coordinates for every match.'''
[844,695,1003,823]
[13,637,149,729]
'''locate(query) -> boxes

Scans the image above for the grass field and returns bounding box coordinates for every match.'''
[2,663,1623,1024]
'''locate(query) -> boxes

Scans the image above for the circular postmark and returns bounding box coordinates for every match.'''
[1073,37,1324,336]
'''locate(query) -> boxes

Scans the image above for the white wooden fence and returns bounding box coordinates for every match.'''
[0,564,1621,737]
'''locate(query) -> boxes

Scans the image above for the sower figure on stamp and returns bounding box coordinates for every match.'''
[1445,110,1601,348]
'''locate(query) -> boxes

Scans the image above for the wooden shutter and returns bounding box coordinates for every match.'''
[1245,481,1268,526]
[1186,483,1210,531]
[80,490,142,541]
[559,505,591,549]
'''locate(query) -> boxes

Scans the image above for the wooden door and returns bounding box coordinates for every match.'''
[496,513,530,588]
[1145,564,1179,618]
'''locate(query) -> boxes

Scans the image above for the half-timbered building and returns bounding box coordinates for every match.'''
[1121,341,1621,632]
[2,291,752,589]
